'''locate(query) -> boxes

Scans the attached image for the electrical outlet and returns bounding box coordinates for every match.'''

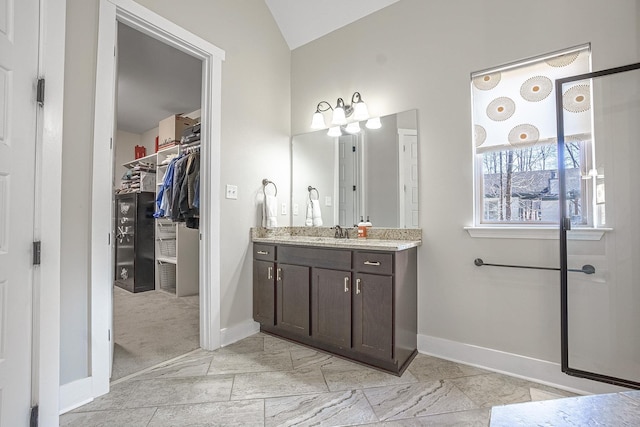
[293,203,299,215]
[225,184,238,199]
[281,202,287,215]
[325,196,332,207]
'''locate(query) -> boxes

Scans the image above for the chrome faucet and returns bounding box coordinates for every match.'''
[333,225,349,239]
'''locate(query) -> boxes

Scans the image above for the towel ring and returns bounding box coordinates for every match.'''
[308,186,319,201]
[262,179,277,196]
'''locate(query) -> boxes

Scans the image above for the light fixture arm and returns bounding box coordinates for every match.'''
[351,92,363,104]
[315,100,333,114]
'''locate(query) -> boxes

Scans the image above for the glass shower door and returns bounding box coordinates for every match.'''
[558,63,640,388]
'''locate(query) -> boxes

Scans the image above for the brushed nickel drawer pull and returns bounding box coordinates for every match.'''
[257,250,269,255]
[267,267,273,280]
[344,277,349,292]
[356,278,361,295]
[364,261,381,266]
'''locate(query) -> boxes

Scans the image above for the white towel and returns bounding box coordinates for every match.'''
[262,195,278,228]
[311,199,323,227]
[305,202,313,226]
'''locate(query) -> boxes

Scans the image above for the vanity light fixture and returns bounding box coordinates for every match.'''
[310,92,369,129]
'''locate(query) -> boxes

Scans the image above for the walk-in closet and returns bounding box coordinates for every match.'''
[111,22,203,380]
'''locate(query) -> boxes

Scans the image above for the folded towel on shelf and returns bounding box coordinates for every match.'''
[305,202,313,226]
[311,199,323,227]
[262,195,278,228]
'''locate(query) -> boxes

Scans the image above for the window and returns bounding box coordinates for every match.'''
[471,45,592,226]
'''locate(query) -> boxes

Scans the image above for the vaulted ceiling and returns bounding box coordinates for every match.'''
[117,1,399,134]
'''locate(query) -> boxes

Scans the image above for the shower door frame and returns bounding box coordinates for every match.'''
[556,61,640,390]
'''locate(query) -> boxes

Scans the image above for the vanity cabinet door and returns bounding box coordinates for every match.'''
[276,263,310,336]
[253,260,276,326]
[311,268,352,349]
[353,272,393,360]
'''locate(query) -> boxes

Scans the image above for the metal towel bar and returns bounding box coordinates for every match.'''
[308,186,319,201]
[262,178,277,196]
[474,258,595,275]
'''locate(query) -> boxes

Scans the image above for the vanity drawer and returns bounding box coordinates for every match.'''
[354,251,393,275]
[254,244,276,261]
[279,246,351,270]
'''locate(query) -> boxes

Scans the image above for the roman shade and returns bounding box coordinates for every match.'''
[472,45,591,154]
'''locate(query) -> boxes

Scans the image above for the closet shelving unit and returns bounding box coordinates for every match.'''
[154,145,199,297]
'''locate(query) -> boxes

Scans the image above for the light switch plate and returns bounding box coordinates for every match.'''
[225,184,238,199]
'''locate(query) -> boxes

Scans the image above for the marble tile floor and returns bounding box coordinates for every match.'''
[61,333,577,426]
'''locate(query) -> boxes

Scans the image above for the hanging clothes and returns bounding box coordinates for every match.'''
[154,155,181,218]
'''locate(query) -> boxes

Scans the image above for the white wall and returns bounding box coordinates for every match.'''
[290,0,640,391]
[61,0,290,385]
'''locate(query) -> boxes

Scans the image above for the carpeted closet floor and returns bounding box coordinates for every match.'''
[112,286,200,381]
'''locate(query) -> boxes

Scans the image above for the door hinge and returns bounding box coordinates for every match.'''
[36,78,45,106]
[352,185,356,191]
[110,137,113,149]
[108,329,111,341]
[352,146,356,152]
[33,241,41,265]
[30,405,38,427]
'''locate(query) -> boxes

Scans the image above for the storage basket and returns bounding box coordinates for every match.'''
[157,261,176,292]
[156,220,176,239]
[158,238,177,257]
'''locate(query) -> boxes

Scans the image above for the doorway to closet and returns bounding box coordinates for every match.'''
[111,22,203,381]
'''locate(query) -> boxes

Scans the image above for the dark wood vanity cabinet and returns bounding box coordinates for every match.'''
[353,272,393,360]
[252,242,418,375]
[311,268,352,348]
[276,263,310,335]
[252,244,276,326]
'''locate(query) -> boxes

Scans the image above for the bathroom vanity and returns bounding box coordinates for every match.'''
[252,228,420,375]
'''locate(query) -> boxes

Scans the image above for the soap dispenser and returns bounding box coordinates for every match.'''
[357,216,367,239]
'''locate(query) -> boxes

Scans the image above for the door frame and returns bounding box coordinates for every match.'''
[557,61,640,390]
[90,0,225,400]
[35,0,67,424]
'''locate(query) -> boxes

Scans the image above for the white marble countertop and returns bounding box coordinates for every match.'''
[252,235,421,251]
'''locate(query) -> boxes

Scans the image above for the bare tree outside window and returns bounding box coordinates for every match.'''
[481,142,585,224]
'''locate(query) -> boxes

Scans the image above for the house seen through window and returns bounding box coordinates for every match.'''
[471,45,593,226]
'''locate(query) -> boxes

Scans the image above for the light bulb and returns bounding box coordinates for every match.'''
[311,112,326,129]
[327,126,342,137]
[353,102,369,121]
[345,122,361,134]
[365,117,382,129]
[332,107,347,125]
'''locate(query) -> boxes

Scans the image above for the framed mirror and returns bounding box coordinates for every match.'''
[291,109,419,228]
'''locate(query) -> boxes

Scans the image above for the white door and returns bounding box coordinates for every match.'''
[0,0,39,424]
[399,130,419,228]
[338,134,358,225]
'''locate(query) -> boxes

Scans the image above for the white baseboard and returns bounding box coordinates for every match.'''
[418,334,630,395]
[220,319,260,347]
[59,377,94,415]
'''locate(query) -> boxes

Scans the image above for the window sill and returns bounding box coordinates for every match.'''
[464,226,611,241]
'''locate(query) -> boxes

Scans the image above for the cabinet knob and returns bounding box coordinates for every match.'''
[356,278,361,295]
[363,261,381,266]
[257,250,269,255]
[344,277,349,293]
